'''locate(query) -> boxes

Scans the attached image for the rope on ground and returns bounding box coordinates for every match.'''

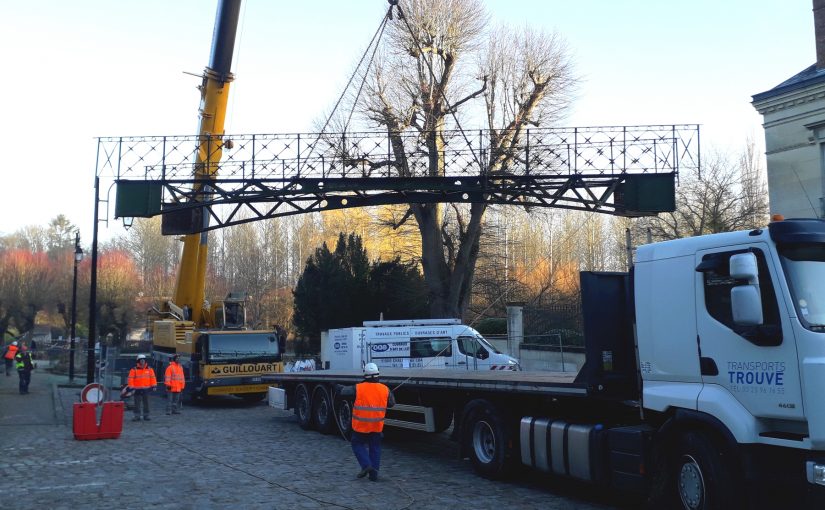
[330,388,416,510]
[149,429,358,510]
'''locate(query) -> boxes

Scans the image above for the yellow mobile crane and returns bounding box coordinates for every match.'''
[151,0,284,401]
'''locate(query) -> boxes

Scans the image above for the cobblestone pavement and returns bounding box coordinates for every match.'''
[0,372,630,510]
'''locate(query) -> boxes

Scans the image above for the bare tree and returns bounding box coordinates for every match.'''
[357,0,576,317]
[114,217,179,302]
[5,225,48,253]
[644,143,770,240]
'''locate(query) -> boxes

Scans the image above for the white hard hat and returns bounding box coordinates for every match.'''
[12,341,17,346]
[364,362,379,377]
[137,354,147,360]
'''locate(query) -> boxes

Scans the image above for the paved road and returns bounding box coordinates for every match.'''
[0,370,628,510]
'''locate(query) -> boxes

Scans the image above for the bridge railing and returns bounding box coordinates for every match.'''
[96,125,699,181]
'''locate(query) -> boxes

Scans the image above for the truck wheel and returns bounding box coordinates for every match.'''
[312,385,335,435]
[334,397,353,440]
[462,400,512,479]
[295,384,314,430]
[672,432,738,510]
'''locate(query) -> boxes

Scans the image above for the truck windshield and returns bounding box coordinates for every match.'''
[207,333,280,362]
[779,243,825,331]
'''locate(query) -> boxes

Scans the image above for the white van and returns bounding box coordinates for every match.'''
[322,319,519,371]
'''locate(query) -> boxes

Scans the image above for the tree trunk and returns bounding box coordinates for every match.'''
[414,201,486,318]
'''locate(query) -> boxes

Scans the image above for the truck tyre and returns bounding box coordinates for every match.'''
[462,400,512,479]
[671,432,739,510]
[295,384,314,430]
[312,385,335,435]
[334,397,353,440]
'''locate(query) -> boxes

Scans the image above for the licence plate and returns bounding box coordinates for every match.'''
[207,384,270,395]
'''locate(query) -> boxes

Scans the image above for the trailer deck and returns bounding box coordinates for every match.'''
[263,369,586,397]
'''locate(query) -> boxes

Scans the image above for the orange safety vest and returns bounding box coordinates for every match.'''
[128,365,157,389]
[164,362,185,393]
[352,381,390,433]
[4,344,18,360]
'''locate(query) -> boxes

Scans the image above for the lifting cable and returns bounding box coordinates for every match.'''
[298,3,393,175]
[392,1,485,174]
[150,429,362,510]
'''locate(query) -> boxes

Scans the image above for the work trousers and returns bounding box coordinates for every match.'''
[4,358,13,376]
[17,369,31,394]
[351,431,383,473]
[166,391,181,413]
[133,388,150,418]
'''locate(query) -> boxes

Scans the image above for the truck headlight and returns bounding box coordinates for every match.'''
[806,462,825,486]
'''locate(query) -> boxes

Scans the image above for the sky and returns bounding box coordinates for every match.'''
[0,0,816,245]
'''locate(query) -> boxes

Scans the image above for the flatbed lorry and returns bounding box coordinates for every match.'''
[265,218,825,509]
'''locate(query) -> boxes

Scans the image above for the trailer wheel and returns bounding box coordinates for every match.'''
[462,400,512,479]
[334,397,353,440]
[295,384,313,430]
[312,385,335,435]
[671,432,739,510]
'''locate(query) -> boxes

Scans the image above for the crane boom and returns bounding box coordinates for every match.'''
[173,0,242,324]
[150,0,284,403]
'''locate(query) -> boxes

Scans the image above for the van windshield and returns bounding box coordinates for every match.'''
[476,335,501,354]
[779,242,825,331]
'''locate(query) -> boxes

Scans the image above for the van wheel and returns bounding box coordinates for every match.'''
[671,432,739,510]
[313,385,335,434]
[462,400,512,479]
[334,397,353,440]
[295,384,313,430]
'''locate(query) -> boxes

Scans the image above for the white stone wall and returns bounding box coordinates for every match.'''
[754,81,825,218]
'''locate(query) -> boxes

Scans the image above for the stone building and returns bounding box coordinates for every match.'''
[752,0,825,219]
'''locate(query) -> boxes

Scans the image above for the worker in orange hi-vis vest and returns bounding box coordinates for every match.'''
[164,354,185,415]
[3,341,19,376]
[127,354,157,422]
[337,363,396,482]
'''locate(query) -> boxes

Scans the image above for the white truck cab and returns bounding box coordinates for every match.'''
[323,319,519,371]
[635,218,825,494]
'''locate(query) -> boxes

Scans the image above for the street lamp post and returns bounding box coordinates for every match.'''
[69,232,83,382]
[87,176,100,384]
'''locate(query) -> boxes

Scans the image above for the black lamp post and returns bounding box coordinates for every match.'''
[87,176,100,384]
[69,232,83,382]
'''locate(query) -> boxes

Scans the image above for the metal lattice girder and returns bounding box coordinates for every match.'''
[115,173,674,234]
[103,125,699,234]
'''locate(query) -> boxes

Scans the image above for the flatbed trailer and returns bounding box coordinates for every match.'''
[265,368,583,396]
[264,365,646,485]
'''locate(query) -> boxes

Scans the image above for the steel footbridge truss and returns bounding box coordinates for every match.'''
[103,125,700,234]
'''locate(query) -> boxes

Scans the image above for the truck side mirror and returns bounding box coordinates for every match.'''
[731,285,764,326]
[730,252,763,326]
[730,252,758,283]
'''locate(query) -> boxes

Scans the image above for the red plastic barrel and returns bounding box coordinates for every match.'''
[72,402,124,440]
[72,403,99,440]
[98,401,124,439]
